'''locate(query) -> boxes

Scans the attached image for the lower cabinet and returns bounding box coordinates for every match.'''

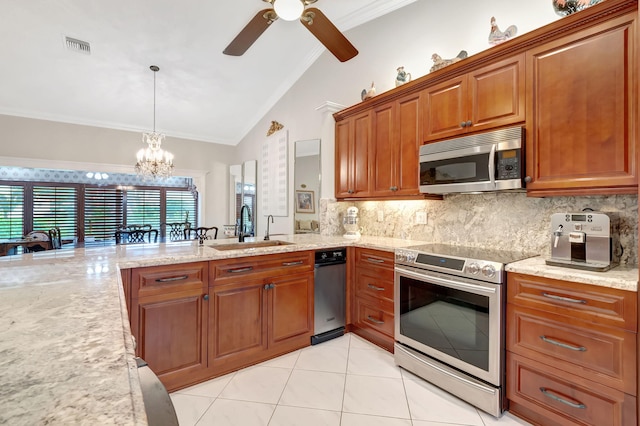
[209,271,313,374]
[129,262,210,392]
[506,273,637,426]
[127,252,314,392]
[351,247,395,351]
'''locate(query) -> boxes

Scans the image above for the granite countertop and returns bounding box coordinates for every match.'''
[1,234,636,424]
[0,234,422,425]
[506,256,638,292]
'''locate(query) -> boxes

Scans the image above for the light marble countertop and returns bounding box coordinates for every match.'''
[0,234,421,425]
[1,234,636,425]
[506,256,638,292]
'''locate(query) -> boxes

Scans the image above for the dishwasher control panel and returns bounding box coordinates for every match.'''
[315,248,347,265]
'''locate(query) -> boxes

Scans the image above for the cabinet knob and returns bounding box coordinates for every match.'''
[390,186,398,191]
[203,294,209,301]
[460,122,467,128]
[465,120,472,127]
[524,176,532,183]
[347,189,354,194]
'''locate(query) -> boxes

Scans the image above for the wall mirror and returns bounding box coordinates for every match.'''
[293,139,321,234]
[228,160,257,238]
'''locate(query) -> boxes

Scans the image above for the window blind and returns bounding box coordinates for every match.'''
[33,185,77,240]
[166,190,197,225]
[85,187,124,243]
[0,184,24,239]
[126,189,161,230]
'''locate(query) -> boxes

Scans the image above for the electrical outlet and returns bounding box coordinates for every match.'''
[377,210,384,222]
[416,211,427,225]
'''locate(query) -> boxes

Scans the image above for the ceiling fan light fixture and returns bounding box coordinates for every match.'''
[274,0,303,21]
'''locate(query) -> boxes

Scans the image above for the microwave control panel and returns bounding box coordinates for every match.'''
[496,148,522,180]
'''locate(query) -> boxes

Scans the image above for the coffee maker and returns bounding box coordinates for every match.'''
[545,212,619,271]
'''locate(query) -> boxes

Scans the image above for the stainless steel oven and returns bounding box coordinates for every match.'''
[394,244,533,417]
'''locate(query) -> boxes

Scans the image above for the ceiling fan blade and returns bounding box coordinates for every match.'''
[223,8,277,56]
[300,7,358,62]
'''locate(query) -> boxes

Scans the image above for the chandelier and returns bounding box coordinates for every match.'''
[135,65,174,178]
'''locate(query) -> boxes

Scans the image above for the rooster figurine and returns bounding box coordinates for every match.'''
[488,16,517,45]
[361,82,376,101]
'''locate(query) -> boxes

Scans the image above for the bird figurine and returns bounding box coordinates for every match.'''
[430,50,468,73]
[361,82,376,101]
[488,16,517,45]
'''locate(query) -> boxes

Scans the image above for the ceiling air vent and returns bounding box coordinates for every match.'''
[64,36,91,54]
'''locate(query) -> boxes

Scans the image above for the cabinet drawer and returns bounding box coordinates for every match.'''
[507,273,637,331]
[211,251,313,284]
[507,305,636,394]
[354,297,394,338]
[507,353,636,426]
[355,267,394,302]
[355,248,394,270]
[131,262,208,299]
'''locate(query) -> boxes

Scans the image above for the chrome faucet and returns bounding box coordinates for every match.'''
[239,204,251,242]
[264,215,274,240]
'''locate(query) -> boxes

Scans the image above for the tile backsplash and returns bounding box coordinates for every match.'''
[320,193,638,265]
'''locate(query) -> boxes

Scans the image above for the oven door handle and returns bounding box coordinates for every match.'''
[395,266,497,295]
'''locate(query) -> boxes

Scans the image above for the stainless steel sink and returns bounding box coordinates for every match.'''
[210,240,295,251]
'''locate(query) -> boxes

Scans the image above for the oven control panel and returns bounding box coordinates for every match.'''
[395,248,505,284]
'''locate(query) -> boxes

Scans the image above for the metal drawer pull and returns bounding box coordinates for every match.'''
[155,275,188,283]
[367,283,385,291]
[227,266,253,273]
[282,261,304,266]
[540,387,586,409]
[366,257,385,264]
[542,292,587,304]
[366,315,384,325]
[540,336,586,352]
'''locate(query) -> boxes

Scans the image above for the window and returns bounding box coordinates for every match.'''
[33,185,77,240]
[125,189,161,230]
[166,190,197,226]
[0,184,24,239]
[85,187,124,243]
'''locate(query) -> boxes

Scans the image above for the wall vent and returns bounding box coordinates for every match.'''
[64,36,91,54]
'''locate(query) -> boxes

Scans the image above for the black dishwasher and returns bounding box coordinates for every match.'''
[311,248,347,345]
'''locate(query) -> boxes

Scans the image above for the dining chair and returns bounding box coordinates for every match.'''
[117,224,153,232]
[162,222,190,241]
[48,227,62,249]
[24,230,52,252]
[184,226,218,241]
[115,229,159,244]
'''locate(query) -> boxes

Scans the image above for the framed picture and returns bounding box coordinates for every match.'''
[295,190,315,214]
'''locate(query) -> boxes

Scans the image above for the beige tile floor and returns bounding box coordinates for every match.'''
[170,333,531,426]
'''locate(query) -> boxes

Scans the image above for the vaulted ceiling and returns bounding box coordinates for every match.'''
[0,0,416,145]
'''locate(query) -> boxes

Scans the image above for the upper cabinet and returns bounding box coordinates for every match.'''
[335,110,372,198]
[423,54,525,143]
[525,12,638,196]
[371,92,422,197]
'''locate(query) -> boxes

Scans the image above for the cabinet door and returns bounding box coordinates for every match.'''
[335,111,372,198]
[468,54,525,132]
[268,272,313,349]
[525,14,637,196]
[209,279,267,371]
[394,93,422,195]
[423,75,466,142]
[132,288,208,391]
[371,103,395,196]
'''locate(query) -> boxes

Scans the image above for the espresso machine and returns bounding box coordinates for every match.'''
[545,212,620,271]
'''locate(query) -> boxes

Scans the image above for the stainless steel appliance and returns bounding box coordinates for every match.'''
[311,248,347,345]
[546,212,620,271]
[394,244,534,417]
[419,126,525,194]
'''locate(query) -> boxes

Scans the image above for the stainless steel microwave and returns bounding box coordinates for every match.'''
[419,126,525,194]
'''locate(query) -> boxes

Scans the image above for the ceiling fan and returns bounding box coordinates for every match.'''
[223,0,358,62]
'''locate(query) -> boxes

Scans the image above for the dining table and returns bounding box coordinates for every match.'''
[0,238,51,256]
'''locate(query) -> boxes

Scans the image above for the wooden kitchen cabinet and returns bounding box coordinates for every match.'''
[129,262,209,392]
[209,252,314,375]
[506,273,637,426]
[423,54,525,142]
[525,12,637,196]
[371,92,422,197]
[335,110,372,198]
[351,248,395,351]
